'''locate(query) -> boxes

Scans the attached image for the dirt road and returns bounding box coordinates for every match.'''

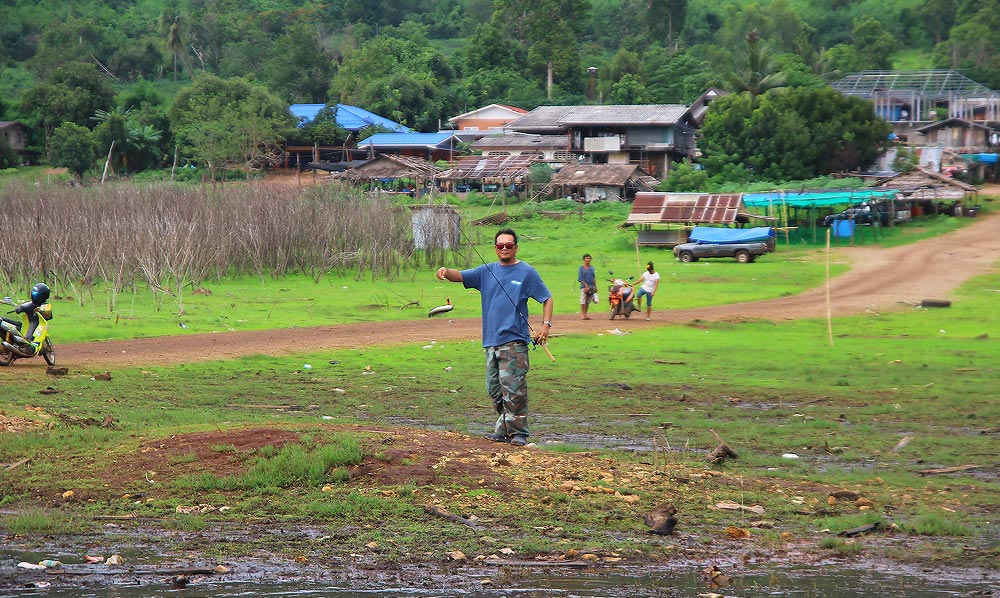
[60,210,999,368]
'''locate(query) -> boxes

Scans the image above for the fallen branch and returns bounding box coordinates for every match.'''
[423,504,480,529]
[917,464,980,476]
[653,359,685,365]
[838,522,883,537]
[481,559,590,568]
[3,457,31,471]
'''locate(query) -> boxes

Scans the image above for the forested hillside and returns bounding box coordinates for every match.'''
[0,0,992,181]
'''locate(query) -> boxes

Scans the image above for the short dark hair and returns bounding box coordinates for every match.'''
[583,253,591,259]
[646,261,654,270]
[495,228,518,244]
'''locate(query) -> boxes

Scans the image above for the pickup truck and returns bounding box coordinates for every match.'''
[672,240,769,263]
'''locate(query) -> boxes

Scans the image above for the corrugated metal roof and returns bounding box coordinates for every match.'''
[439,155,537,179]
[507,104,689,130]
[448,103,528,122]
[289,104,412,133]
[830,70,997,98]
[471,133,569,150]
[627,192,744,224]
[556,105,690,125]
[504,106,580,130]
[329,154,440,182]
[549,164,640,186]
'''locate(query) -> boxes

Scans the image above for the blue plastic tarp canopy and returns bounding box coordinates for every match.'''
[688,226,774,243]
[742,189,897,208]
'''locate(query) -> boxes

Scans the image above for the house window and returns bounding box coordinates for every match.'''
[487,151,511,156]
[554,150,573,161]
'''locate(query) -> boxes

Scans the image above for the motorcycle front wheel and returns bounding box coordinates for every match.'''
[41,338,55,366]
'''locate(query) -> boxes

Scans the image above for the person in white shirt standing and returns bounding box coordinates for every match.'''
[634,261,660,321]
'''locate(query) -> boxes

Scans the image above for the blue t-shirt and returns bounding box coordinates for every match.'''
[461,261,552,347]
[578,264,596,289]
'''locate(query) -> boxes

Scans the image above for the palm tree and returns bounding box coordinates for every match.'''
[127,124,164,171]
[724,29,787,104]
[158,10,186,81]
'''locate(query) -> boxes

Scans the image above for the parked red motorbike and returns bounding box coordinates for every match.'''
[607,274,636,320]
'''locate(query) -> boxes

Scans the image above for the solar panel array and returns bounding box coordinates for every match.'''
[628,192,744,224]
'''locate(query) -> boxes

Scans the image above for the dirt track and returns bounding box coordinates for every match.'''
[60,210,999,368]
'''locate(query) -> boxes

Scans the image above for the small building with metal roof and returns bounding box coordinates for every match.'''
[504,104,697,179]
[356,132,462,162]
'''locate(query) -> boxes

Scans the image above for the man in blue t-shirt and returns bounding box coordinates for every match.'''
[436,228,553,446]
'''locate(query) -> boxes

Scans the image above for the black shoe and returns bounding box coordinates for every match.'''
[510,435,528,446]
[484,433,510,443]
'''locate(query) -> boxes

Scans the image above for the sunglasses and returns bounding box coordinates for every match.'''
[495,242,516,250]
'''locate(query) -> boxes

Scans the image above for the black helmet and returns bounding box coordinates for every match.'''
[30,283,50,305]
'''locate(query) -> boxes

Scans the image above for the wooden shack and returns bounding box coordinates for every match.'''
[625,192,751,247]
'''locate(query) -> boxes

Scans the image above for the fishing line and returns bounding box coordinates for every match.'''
[448,214,553,362]
[451,213,535,335]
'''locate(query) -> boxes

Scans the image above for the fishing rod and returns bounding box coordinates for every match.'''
[432,213,554,361]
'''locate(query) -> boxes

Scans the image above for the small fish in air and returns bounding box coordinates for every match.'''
[428,298,453,317]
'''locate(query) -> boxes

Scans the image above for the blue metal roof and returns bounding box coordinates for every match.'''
[356,132,458,149]
[289,104,411,133]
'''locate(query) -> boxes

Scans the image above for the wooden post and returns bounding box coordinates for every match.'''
[826,227,834,346]
[101,140,115,184]
[170,144,178,182]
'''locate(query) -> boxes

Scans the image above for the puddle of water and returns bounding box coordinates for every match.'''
[3,558,997,598]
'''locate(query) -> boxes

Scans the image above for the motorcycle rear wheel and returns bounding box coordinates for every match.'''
[41,338,55,366]
[0,333,14,366]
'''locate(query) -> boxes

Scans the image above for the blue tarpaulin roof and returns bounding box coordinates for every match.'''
[289,104,412,133]
[356,132,459,149]
[688,226,774,243]
[961,153,999,163]
[742,189,897,208]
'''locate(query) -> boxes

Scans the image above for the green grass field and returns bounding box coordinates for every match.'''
[1,184,998,571]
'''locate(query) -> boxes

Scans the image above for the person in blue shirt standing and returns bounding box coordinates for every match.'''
[577,253,597,319]
[436,228,553,446]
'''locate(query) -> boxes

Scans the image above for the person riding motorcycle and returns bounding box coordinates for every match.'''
[2,282,50,355]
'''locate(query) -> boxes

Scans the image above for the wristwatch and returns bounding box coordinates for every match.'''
[542,321,553,327]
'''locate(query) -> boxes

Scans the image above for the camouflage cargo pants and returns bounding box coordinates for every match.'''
[485,340,530,438]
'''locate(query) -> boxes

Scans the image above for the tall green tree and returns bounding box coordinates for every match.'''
[850,15,896,70]
[260,23,335,103]
[300,104,347,146]
[610,74,647,104]
[26,16,115,77]
[917,0,957,45]
[20,62,115,140]
[492,0,588,98]
[92,104,132,174]
[328,36,455,130]
[699,88,891,183]
[158,9,188,81]
[648,0,688,50]
[646,50,715,104]
[48,122,97,180]
[170,74,293,180]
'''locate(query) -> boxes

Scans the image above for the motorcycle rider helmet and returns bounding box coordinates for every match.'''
[30,283,50,305]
